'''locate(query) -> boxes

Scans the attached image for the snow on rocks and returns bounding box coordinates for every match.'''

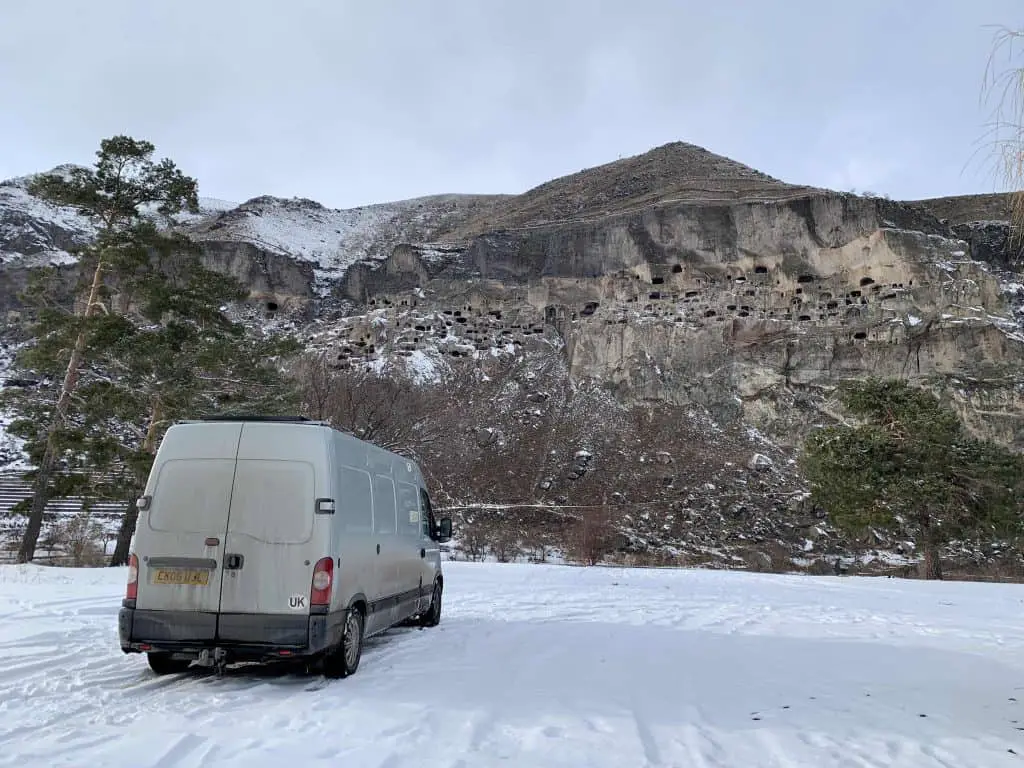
[0,342,27,471]
[0,168,96,267]
[184,193,496,297]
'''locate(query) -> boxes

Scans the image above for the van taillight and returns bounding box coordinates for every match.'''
[126,554,139,600]
[310,557,333,606]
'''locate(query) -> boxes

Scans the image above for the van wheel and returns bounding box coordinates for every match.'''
[146,652,191,675]
[324,607,363,679]
[419,581,442,628]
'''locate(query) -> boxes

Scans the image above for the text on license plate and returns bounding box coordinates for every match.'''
[152,569,210,586]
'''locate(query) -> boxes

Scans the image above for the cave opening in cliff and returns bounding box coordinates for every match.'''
[264,301,278,313]
[581,301,599,316]
[860,277,875,286]
[652,276,665,285]
[796,274,814,283]
[853,331,867,340]
[754,266,768,274]
[671,264,683,273]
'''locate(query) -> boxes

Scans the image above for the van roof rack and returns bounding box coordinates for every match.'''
[193,415,326,424]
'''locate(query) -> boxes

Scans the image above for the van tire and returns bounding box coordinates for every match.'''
[146,652,191,675]
[324,606,363,679]
[419,581,442,628]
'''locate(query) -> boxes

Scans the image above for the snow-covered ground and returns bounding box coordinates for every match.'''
[1,563,1023,767]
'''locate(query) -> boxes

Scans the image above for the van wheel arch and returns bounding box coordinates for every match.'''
[350,598,367,620]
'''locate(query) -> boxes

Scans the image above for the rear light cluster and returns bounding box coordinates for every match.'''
[310,557,333,606]
[126,553,139,600]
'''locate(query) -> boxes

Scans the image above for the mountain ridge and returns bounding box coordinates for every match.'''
[1,140,1023,571]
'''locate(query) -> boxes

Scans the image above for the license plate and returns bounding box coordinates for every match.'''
[152,568,210,586]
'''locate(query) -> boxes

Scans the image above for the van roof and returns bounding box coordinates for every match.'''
[185,415,330,426]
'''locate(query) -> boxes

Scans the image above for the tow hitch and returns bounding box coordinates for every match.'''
[196,647,229,675]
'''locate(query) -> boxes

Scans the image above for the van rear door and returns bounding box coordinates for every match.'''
[217,423,328,631]
[134,422,243,634]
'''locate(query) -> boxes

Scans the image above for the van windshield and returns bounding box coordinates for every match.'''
[227,459,315,544]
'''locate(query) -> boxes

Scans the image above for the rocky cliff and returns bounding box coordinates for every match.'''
[2,142,1023,568]
[4,142,1023,444]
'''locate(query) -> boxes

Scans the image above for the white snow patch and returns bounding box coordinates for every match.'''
[403,349,445,385]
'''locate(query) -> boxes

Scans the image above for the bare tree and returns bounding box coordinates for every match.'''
[292,351,335,421]
[566,506,619,566]
[292,351,442,456]
[981,25,1024,242]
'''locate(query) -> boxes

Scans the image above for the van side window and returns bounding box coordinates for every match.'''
[396,482,421,538]
[372,475,397,535]
[419,488,434,539]
[337,466,373,533]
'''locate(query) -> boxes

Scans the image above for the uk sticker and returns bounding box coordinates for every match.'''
[409,508,420,523]
[288,594,308,610]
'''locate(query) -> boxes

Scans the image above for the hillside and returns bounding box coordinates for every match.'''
[435,141,825,238]
[1,141,1023,572]
[906,192,1016,224]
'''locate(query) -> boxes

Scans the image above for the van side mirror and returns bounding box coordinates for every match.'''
[436,517,452,543]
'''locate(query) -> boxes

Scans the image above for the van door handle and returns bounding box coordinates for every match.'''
[224,553,244,570]
[376,543,381,555]
[420,548,426,558]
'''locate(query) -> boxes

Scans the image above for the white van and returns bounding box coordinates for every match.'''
[117,415,452,678]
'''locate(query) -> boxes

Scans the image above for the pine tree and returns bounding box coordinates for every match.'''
[800,379,1024,579]
[3,135,300,563]
[7,137,199,562]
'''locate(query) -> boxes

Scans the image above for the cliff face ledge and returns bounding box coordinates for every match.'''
[326,191,1024,449]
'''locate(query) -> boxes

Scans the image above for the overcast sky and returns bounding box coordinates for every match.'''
[1,1,1022,209]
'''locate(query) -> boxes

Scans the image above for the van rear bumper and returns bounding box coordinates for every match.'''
[118,604,346,662]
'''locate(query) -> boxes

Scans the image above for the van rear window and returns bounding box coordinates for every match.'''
[148,459,236,534]
[227,459,315,544]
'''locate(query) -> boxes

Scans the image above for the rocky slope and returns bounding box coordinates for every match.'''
[2,142,1023,570]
